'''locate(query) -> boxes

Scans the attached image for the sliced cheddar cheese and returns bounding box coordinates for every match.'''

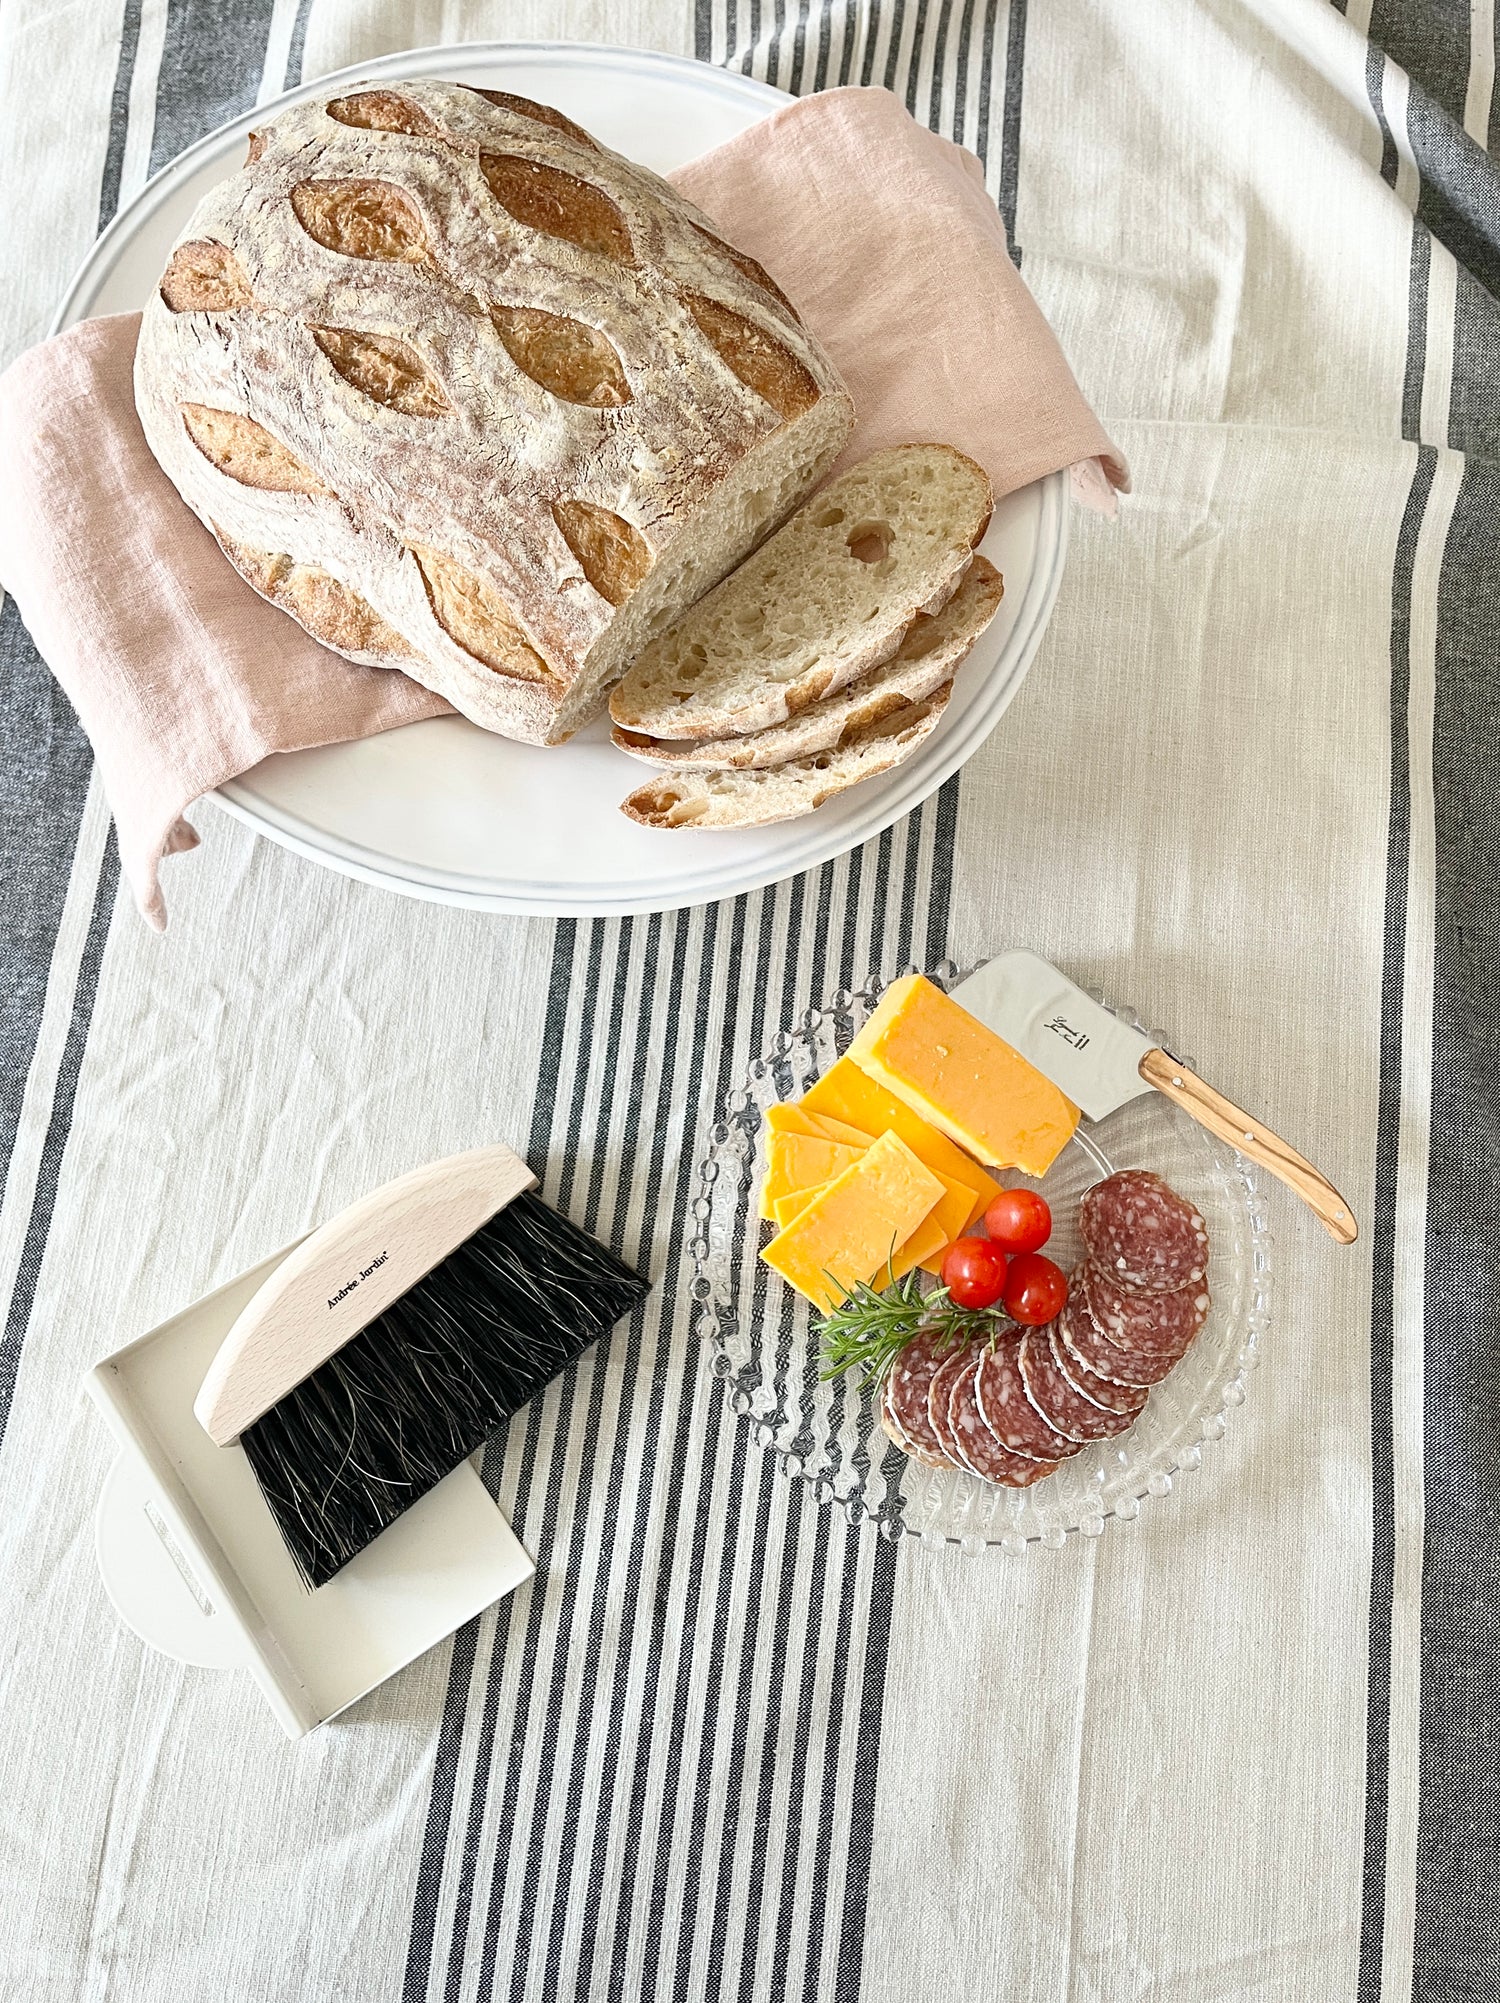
[801,1055,1001,1207]
[764,1102,872,1149]
[845,974,1079,1177]
[776,1180,947,1279]
[773,1185,825,1229]
[760,1131,944,1311]
[758,1131,867,1220]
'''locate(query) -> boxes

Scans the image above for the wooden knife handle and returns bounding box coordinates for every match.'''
[1138,1048,1358,1245]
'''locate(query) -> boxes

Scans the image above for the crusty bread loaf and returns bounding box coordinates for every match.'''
[135,81,854,743]
[612,555,1001,770]
[607,445,992,740]
[620,684,952,829]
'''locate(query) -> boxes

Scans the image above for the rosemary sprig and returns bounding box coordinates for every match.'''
[817,1271,929,1385]
[817,1272,1012,1387]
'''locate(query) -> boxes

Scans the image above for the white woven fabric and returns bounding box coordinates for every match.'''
[0,1,1467,1998]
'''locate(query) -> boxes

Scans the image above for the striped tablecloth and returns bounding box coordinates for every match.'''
[0,2,1492,1997]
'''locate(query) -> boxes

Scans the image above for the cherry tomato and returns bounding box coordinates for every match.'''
[1002,1251,1069,1326]
[940,1235,1009,1310]
[982,1187,1052,1255]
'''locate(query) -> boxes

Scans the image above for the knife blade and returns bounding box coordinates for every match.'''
[950,949,1359,1244]
[949,949,1159,1124]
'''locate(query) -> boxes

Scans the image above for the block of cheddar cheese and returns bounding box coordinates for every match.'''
[801,1056,999,1221]
[845,975,1079,1177]
[759,1131,866,1220]
[760,1131,944,1311]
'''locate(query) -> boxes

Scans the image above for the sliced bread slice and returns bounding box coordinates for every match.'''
[619,684,952,829]
[608,444,992,740]
[612,556,1002,771]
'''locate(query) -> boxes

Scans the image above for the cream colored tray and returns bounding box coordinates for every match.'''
[85,1243,533,1737]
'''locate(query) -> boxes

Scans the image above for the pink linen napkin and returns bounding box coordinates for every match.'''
[0,84,1125,929]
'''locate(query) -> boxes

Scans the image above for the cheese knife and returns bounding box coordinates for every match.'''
[951,949,1357,1245]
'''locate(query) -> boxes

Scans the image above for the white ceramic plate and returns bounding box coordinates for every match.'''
[54,42,1068,917]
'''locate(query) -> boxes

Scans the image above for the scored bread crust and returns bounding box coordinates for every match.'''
[134,80,854,744]
[612,555,1002,770]
[620,683,952,829]
[607,445,993,741]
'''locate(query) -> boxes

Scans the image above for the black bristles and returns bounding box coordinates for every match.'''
[240,1191,650,1589]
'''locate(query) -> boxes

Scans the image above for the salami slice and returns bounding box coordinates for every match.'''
[880,1375,951,1468]
[1049,1323,1150,1418]
[946,1354,1060,1488]
[1080,1170,1209,1293]
[1018,1326,1140,1443]
[928,1344,979,1466]
[887,1330,965,1465]
[974,1334,1080,1461]
[1057,1288,1154,1388]
[1085,1260,1210,1359]
[1066,1284,1190,1388]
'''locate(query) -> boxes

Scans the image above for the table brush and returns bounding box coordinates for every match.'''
[194,1144,649,1588]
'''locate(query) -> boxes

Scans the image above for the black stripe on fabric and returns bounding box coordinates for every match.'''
[403,922,579,2003]
[0,839,119,1449]
[997,0,1027,254]
[881,0,909,95]
[1367,2,1471,128]
[924,774,963,965]
[1412,460,1500,2002]
[0,611,96,1219]
[861,0,885,89]
[1356,443,1436,2003]
[1369,44,1400,191]
[1403,225,1433,444]
[973,0,1001,169]
[284,0,318,90]
[904,0,933,118]
[148,0,278,175]
[809,0,833,94]
[951,0,978,142]
[96,0,145,228]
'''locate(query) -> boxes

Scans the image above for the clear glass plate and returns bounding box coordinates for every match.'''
[689,962,1273,1552]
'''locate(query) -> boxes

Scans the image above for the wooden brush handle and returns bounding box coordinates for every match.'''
[1138,1048,1357,1245]
[195,1144,537,1446]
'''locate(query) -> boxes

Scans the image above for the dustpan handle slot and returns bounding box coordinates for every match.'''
[95,1455,248,1671]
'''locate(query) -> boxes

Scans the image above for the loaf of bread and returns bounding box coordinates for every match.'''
[134,82,854,743]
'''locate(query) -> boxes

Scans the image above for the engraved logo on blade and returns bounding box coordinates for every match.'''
[1043,1014,1091,1051]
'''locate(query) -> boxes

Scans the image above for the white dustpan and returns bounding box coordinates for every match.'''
[84,1240,535,1739]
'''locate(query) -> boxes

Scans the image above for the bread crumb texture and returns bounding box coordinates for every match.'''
[608,445,992,739]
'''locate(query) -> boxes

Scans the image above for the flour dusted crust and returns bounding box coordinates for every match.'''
[134,81,854,744]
